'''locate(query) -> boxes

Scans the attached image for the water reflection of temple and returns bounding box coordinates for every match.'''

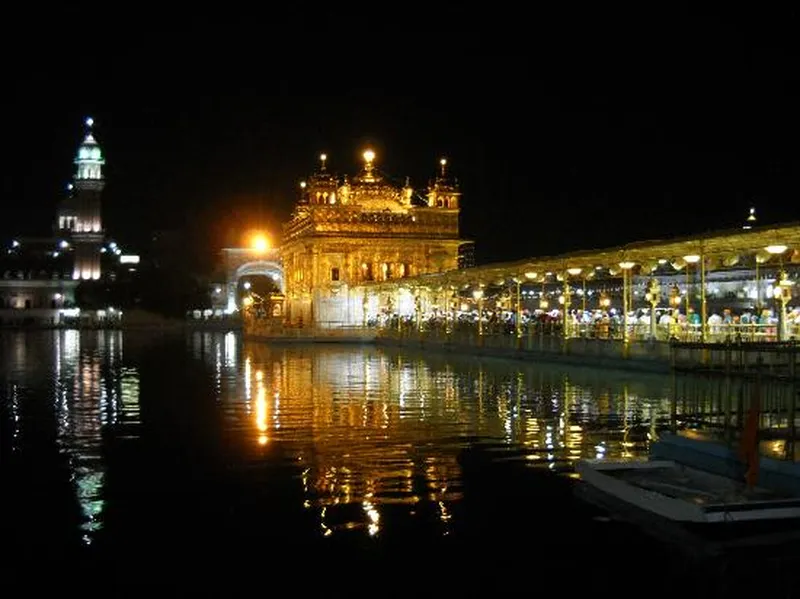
[193,331,677,538]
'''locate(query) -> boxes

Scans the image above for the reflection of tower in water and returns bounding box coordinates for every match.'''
[53,330,139,545]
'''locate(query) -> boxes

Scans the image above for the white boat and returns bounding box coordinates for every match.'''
[575,459,800,525]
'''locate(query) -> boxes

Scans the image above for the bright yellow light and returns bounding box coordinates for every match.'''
[363,149,375,163]
[524,271,538,280]
[320,153,327,162]
[251,234,269,253]
[567,267,583,276]
[256,387,267,432]
[242,296,253,307]
[683,254,700,264]
[765,245,788,255]
[440,158,447,166]
[619,261,635,270]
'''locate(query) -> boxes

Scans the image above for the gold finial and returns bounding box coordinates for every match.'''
[320,153,327,171]
[440,157,447,177]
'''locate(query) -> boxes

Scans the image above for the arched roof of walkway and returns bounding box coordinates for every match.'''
[356,221,800,292]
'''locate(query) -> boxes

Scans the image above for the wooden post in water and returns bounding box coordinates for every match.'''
[740,360,763,489]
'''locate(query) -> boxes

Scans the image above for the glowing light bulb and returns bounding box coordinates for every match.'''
[251,234,269,253]
[363,149,375,163]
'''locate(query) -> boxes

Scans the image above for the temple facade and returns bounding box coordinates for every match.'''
[281,150,467,326]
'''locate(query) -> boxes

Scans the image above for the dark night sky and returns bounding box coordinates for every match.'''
[2,9,799,269]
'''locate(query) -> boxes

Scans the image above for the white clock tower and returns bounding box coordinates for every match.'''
[57,117,106,280]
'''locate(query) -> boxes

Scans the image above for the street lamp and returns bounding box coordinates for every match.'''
[773,271,794,341]
[472,288,484,337]
[448,289,458,334]
[619,261,635,343]
[414,289,422,332]
[599,292,611,310]
[512,277,523,339]
[559,277,573,339]
[539,279,549,310]
[644,277,661,340]
[668,283,682,338]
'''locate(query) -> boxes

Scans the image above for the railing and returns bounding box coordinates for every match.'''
[671,340,800,379]
[244,320,377,341]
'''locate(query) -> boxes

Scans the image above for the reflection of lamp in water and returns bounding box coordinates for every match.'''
[620,385,634,458]
[363,498,380,537]
[256,385,268,445]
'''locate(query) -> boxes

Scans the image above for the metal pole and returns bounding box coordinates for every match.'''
[582,277,587,313]
[650,297,657,340]
[755,259,760,313]
[415,290,422,332]
[700,254,707,342]
[563,278,570,342]
[477,297,483,337]
[789,349,796,459]
[515,280,522,339]
[622,269,629,344]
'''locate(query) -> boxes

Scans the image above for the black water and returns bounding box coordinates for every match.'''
[0,330,795,596]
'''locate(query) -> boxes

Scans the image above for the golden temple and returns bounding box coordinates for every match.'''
[281,151,467,326]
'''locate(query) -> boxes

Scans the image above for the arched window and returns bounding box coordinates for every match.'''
[361,263,373,281]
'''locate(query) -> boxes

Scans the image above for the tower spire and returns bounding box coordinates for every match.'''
[743,206,757,230]
[74,116,105,181]
[60,117,106,281]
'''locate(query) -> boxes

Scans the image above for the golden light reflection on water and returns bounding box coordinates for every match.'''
[197,337,679,540]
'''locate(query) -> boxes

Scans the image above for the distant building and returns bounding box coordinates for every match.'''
[0,118,135,326]
[280,151,469,326]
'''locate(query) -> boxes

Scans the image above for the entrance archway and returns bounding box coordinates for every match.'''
[220,248,284,312]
